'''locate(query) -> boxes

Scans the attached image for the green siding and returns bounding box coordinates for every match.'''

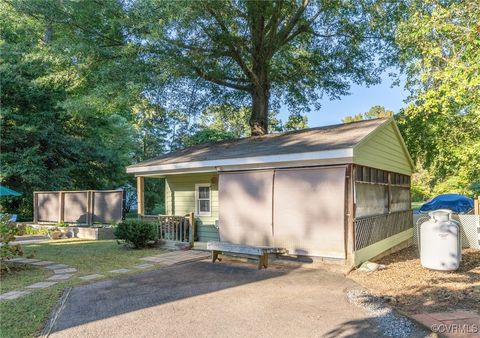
[354,121,413,175]
[165,172,219,242]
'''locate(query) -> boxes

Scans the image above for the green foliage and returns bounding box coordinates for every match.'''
[0,2,138,218]
[114,220,157,249]
[144,178,166,215]
[396,0,480,196]
[183,129,237,147]
[284,115,309,131]
[24,226,49,236]
[0,215,23,262]
[411,181,431,202]
[342,106,394,123]
[127,0,403,134]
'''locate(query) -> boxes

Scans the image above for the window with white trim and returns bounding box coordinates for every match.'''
[195,184,211,216]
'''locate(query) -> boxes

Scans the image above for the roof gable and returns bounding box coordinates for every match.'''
[353,119,414,175]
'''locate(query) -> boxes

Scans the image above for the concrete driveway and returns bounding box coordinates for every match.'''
[47,261,401,337]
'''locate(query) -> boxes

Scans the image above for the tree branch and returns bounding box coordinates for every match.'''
[205,6,257,85]
[192,66,252,92]
[276,0,310,44]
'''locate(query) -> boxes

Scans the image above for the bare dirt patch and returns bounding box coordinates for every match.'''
[349,247,480,314]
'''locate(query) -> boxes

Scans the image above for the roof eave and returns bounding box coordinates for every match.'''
[127,148,354,176]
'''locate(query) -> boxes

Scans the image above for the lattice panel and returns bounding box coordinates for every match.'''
[413,214,480,249]
[355,210,413,250]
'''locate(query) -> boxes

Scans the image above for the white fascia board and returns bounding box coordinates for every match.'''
[127,148,353,175]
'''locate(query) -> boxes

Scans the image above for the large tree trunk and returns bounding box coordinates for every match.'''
[250,83,269,136]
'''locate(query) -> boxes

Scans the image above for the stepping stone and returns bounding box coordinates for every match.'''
[0,290,32,301]
[79,274,105,281]
[46,264,69,270]
[133,263,154,269]
[7,257,29,262]
[26,281,57,289]
[10,258,41,264]
[54,268,77,274]
[110,268,130,274]
[48,274,73,281]
[31,261,55,266]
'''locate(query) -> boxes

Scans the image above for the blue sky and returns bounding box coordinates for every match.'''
[279,73,409,127]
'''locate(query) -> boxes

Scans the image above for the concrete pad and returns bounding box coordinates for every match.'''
[79,274,105,281]
[110,269,130,274]
[26,281,58,289]
[48,261,407,338]
[54,268,77,274]
[48,274,73,281]
[140,251,209,266]
[31,261,55,266]
[46,264,70,270]
[133,264,154,269]
[0,290,32,301]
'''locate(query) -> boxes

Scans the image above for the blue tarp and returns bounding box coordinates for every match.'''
[419,194,474,214]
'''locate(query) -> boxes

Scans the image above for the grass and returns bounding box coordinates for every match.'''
[0,264,52,293]
[0,239,166,338]
[411,201,425,211]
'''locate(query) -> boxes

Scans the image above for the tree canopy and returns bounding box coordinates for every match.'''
[342,106,394,123]
[395,0,480,196]
[1,0,479,219]
[129,0,403,135]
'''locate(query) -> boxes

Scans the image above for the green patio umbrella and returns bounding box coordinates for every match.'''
[0,185,22,197]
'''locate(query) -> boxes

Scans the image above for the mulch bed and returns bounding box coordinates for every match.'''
[348,247,480,314]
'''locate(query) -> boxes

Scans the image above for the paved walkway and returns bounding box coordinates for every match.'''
[412,311,480,337]
[46,261,429,338]
[1,250,210,302]
[140,250,210,265]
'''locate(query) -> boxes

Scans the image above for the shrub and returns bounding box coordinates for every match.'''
[0,214,23,262]
[114,220,157,249]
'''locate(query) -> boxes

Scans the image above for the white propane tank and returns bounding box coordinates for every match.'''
[420,209,461,271]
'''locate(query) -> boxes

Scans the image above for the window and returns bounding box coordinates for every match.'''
[195,184,211,216]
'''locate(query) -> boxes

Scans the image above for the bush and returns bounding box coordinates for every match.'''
[114,220,157,249]
[0,214,23,262]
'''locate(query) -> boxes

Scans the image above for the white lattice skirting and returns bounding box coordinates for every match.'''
[413,214,480,249]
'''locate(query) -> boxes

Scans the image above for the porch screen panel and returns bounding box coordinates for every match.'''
[64,192,88,223]
[273,167,346,258]
[37,192,60,222]
[218,171,274,246]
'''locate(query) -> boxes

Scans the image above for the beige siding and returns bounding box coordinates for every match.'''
[354,121,413,175]
[165,172,219,242]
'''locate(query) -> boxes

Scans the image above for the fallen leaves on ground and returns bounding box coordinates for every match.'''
[348,247,480,314]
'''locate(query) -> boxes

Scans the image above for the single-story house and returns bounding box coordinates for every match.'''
[126,118,414,266]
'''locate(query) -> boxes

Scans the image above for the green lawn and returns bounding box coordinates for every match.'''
[411,201,425,211]
[0,264,52,293]
[0,239,166,338]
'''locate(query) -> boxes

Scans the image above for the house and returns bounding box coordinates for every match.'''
[126,118,414,266]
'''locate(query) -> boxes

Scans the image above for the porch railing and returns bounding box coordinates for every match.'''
[141,212,195,247]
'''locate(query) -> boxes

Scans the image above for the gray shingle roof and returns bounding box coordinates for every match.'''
[128,118,389,170]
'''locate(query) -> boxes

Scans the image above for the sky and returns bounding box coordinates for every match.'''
[279,73,409,128]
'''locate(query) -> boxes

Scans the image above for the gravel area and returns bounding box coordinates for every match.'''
[349,247,480,314]
[347,288,429,338]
